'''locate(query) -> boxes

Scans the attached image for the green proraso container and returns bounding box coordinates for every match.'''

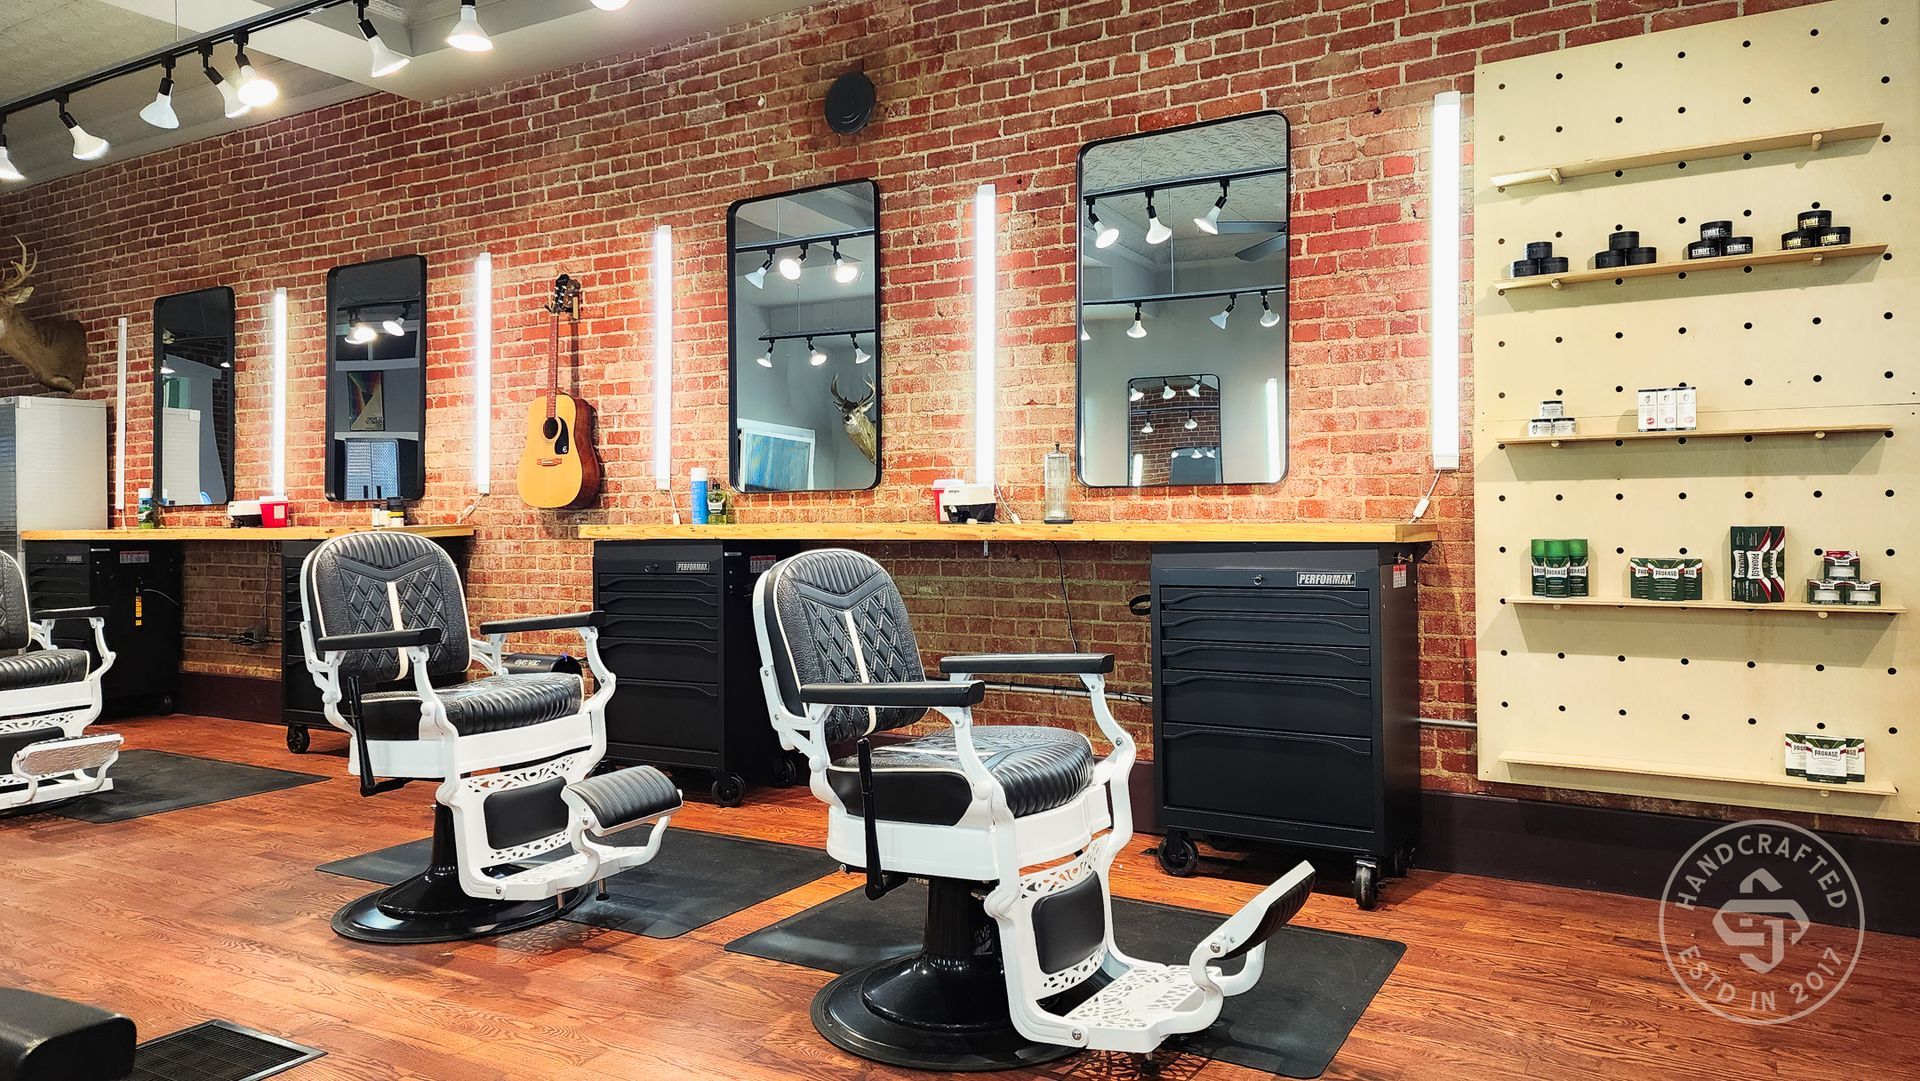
[1566,538,1589,597]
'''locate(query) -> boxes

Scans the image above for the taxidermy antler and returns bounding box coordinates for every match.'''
[829,375,878,464]
[0,240,88,392]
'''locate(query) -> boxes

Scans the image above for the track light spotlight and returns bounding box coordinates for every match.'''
[139,58,179,130]
[1185,416,1198,431]
[232,35,279,108]
[831,240,859,284]
[1080,325,1090,342]
[1186,380,1202,398]
[1162,382,1176,400]
[346,323,377,345]
[1140,422,1154,435]
[745,252,773,289]
[56,96,108,162]
[358,2,411,77]
[591,0,632,9]
[851,334,870,364]
[757,343,774,368]
[447,0,493,52]
[1144,189,1171,245]
[807,337,827,366]
[0,122,23,183]
[1210,294,1236,330]
[382,308,406,336]
[203,45,250,118]
[1195,180,1229,235]
[1128,386,1144,402]
[1127,303,1147,340]
[1086,199,1119,249]
[779,244,807,281]
[1259,290,1280,328]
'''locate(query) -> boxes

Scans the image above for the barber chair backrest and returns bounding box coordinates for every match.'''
[302,532,469,683]
[760,548,927,743]
[0,553,29,652]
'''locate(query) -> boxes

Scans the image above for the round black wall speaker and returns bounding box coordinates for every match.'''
[825,70,876,134]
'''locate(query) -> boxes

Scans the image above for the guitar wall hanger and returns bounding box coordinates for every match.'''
[516,273,603,510]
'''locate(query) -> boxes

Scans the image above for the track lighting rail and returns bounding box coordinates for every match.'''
[733,225,878,254]
[1082,163,1290,201]
[756,327,877,343]
[1081,285,1287,307]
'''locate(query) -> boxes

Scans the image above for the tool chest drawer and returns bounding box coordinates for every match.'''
[600,609,721,643]
[1157,640,1371,680]
[606,679,723,754]
[1159,723,1376,830]
[1159,609,1371,647]
[1158,585,1370,618]
[599,636,722,685]
[1159,669,1374,738]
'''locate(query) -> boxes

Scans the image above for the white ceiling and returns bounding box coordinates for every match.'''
[0,0,814,187]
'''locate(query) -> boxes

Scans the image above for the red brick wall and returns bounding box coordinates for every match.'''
[9,0,1892,837]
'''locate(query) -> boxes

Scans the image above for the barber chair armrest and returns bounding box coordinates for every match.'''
[477,611,605,635]
[32,606,108,623]
[937,652,1115,676]
[799,679,986,709]
[314,627,444,654]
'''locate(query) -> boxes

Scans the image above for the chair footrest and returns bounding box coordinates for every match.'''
[1063,961,1203,1030]
[565,766,682,831]
[14,733,121,778]
[487,851,596,892]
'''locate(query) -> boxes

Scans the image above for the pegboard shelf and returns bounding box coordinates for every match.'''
[1501,421,1892,448]
[1499,751,1899,798]
[1488,121,1885,190]
[1509,595,1904,616]
[1494,242,1888,294]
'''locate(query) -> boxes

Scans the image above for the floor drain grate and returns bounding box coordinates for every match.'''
[132,1020,323,1081]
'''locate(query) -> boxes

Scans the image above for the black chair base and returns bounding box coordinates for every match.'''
[810,878,1074,1072]
[331,804,587,945]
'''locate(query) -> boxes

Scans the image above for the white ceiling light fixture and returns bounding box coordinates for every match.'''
[1162,382,1176,400]
[447,0,494,53]
[779,244,808,281]
[138,58,179,129]
[1128,385,1144,402]
[56,95,108,161]
[807,337,827,366]
[1259,289,1280,328]
[1186,380,1202,398]
[1195,180,1229,234]
[358,1,411,78]
[1085,199,1119,249]
[381,306,407,336]
[851,333,870,364]
[1143,189,1172,245]
[1140,421,1154,435]
[1126,302,1146,339]
[831,240,859,284]
[1185,416,1198,431]
[756,343,774,368]
[232,34,279,109]
[0,121,23,182]
[345,313,377,344]
[745,252,773,289]
[591,0,632,8]
[1079,325,1090,342]
[1209,294,1235,330]
[202,44,250,119]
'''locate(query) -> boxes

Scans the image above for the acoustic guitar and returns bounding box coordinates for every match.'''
[516,274,603,509]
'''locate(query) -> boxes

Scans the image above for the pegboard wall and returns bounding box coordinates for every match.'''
[1472,0,1918,822]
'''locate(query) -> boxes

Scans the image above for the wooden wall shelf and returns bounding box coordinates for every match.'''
[1509,595,1902,616]
[581,521,1439,544]
[21,525,477,542]
[1494,242,1887,294]
[1500,751,1898,798]
[1488,121,1885,190]
[1501,421,1892,447]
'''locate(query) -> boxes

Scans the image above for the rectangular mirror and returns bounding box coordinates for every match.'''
[325,254,426,501]
[1077,112,1290,487]
[153,287,236,506]
[728,180,880,493]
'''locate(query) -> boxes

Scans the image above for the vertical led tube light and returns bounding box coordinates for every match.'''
[973,183,997,487]
[1264,377,1282,482]
[270,288,288,497]
[114,317,128,510]
[652,226,672,490]
[1429,90,1462,471]
[472,253,493,495]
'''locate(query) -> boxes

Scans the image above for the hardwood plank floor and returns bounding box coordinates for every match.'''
[3,714,1915,1080]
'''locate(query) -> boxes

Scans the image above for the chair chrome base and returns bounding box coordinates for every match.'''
[331,805,587,945]
[810,879,1075,1072]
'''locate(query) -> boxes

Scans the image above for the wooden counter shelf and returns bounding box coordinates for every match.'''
[1493,242,1887,294]
[579,521,1440,544]
[1509,594,1903,617]
[1500,750,1899,798]
[1500,421,1891,448]
[22,525,477,542]
[1488,121,1885,190]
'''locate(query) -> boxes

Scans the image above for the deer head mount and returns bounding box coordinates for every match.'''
[829,375,877,464]
[0,241,87,392]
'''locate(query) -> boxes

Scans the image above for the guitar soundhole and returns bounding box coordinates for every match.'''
[543,415,572,456]
[542,416,562,442]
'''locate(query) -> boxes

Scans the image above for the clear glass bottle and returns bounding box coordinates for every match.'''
[1044,443,1073,523]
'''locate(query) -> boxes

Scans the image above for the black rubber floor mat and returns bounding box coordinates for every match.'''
[53,750,326,824]
[318,826,838,939]
[132,1020,322,1081]
[725,880,1405,1079]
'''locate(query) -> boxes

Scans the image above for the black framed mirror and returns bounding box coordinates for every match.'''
[153,287,236,506]
[1076,111,1290,487]
[728,179,880,493]
[325,254,426,501]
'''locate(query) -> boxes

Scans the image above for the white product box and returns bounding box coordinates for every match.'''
[1551,418,1576,436]
[1657,388,1680,431]
[1676,385,1697,431]
[1538,399,1566,419]
[1638,388,1662,432]
[1527,418,1555,437]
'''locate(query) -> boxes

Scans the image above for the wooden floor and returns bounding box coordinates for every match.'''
[4,715,1917,1081]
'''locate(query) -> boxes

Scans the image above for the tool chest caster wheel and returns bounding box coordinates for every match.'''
[711,771,746,807]
[1354,859,1380,910]
[286,725,311,754]
[1156,830,1199,877]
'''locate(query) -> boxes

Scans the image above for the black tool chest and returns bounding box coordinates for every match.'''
[23,541,183,713]
[594,540,800,806]
[1150,544,1420,909]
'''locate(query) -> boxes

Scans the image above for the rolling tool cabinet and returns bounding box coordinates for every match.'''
[1150,544,1421,909]
[24,541,183,714]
